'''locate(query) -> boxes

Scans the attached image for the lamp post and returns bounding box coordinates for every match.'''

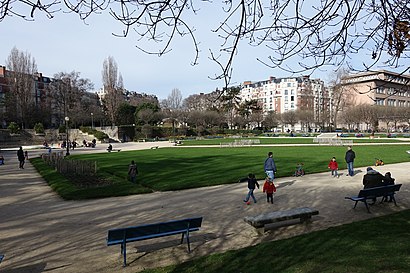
[65,116,70,156]
[91,112,94,129]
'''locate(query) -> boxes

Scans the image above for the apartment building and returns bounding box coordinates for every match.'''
[0,65,53,126]
[240,75,328,116]
[341,70,410,107]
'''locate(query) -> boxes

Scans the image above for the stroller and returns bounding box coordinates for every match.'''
[375,158,384,166]
[294,163,305,176]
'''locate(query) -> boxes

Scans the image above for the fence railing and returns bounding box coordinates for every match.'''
[220,139,261,148]
[313,138,353,146]
[41,152,97,175]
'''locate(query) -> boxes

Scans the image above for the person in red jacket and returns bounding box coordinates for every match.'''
[328,157,339,178]
[263,177,277,204]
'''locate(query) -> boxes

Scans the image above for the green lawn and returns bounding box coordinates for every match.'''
[32,144,410,199]
[140,209,410,273]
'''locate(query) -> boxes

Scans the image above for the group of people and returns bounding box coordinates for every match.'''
[243,151,278,205]
[326,146,356,178]
[243,146,396,205]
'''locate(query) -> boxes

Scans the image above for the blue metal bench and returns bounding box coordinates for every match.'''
[345,184,402,213]
[107,217,203,266]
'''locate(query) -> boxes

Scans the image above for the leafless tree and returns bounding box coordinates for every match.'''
[281,110,298,131]
[5,1,407,90]
[340,107,359,132]
[328,68,355,130]
[102,56,124,125]
[5,47,37,128]
[137,108,156,125]
[161,88,183,110]
[249,110,264,129]
[355,104,379,131]
[263,111,280,130]
[203,110,223,128]
[187,110,205,128]
[296,109,315,132]
[50,71,94,126]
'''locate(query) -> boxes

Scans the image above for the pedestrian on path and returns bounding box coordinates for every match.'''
[243,173,259,204]
[17,146,25,169]
[264,151,277,180]
[328,157,339,178]
[128,160,138,184]
[263,176,276,204]
[345,146,356,176]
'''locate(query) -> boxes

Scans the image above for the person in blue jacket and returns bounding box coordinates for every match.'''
[264,151,277,180]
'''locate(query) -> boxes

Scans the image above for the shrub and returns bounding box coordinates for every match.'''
[8,122,20,134]
[34,122,45,134]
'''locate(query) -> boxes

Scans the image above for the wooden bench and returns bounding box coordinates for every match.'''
[107,149,121,152]
[244,207,319,232]
[107,217,203,266]
[345,184,402,213]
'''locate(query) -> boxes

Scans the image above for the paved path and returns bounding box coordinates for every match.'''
[0,143,409,273]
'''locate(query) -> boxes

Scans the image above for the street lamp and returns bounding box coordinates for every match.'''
[91,112,94,129]
[65,116,70,156]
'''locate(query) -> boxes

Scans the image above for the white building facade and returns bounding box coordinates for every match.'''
[239,76,328,131]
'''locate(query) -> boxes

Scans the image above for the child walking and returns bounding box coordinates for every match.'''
[243,173,259,204]
[263,177,277,204]
[328,157,339,178]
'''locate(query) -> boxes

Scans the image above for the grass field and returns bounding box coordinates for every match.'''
[140,209,410,273]
[32,144,410,199]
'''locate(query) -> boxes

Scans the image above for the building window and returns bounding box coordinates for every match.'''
[387,99,396,106]
[284,90,288,95]
[287,83,291,87]
[291,96,294,101]
[376,99,384,106]
[376,87,384,94]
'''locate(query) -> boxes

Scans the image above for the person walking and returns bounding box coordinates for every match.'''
[243,173,259,204]
[264,151,277,180]
[345,146,356,176]
[128,160,138,184]
[17,146,25,169]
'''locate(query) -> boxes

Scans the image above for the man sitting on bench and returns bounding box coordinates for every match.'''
[363,167,385,204]
[107,144,113,152]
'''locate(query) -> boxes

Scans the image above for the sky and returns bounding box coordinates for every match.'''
[1,2,408,100]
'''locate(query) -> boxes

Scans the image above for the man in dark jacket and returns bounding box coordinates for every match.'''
[345,146,356,176]
[363,167,385,189]
[363,167,385,204]
[17,146,25,169]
